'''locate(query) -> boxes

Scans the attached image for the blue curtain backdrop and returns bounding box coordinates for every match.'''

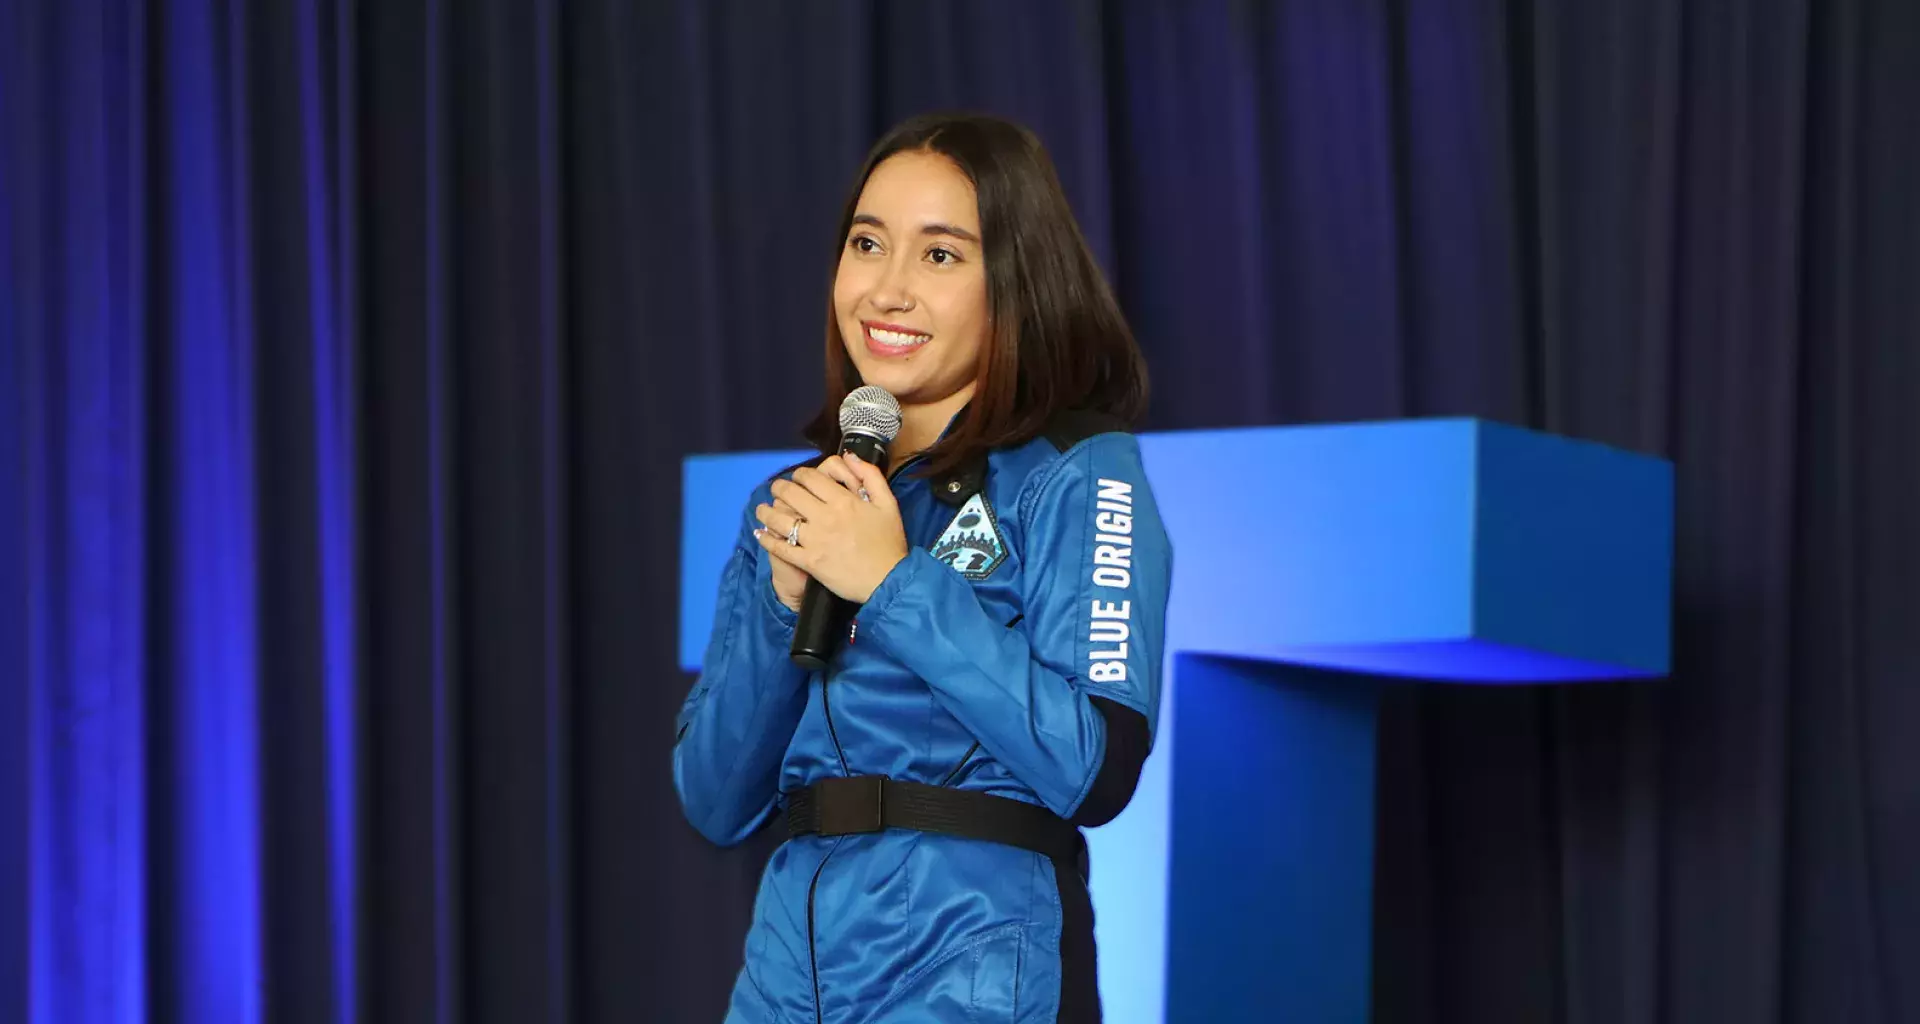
[3,1,1917,1022]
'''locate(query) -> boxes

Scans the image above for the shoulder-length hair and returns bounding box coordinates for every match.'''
[803,112,1149,478]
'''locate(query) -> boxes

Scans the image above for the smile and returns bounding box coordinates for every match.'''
[863,321,931,355]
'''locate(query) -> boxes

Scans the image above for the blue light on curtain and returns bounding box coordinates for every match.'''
[162,0,265,1019]
[293,0,362,1013]
[10,0,154,1020]
[1,0,362,1020]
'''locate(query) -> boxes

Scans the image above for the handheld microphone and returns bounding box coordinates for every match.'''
[790,385,903,671]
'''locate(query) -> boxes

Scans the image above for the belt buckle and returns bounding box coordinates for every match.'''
[818,776,887,836]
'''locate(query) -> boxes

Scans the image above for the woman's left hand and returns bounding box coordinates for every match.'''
[754,452,907,605]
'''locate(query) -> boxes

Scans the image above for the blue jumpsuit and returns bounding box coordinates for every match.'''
[674,418,1172,1023]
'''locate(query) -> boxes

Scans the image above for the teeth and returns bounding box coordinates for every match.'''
[869,327,929,348]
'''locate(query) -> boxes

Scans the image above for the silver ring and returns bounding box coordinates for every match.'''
[785,520,802,546]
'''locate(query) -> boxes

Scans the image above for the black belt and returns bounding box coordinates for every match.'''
[785,776,1085,868]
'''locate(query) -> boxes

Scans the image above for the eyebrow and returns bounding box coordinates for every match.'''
[851,213,980,245]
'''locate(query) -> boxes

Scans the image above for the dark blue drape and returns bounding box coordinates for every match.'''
[3,1,1916,1022]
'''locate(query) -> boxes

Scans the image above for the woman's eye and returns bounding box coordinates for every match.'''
[849,235,881,254]
[927,247,960,265]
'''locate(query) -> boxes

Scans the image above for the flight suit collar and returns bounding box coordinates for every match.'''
[919,402,986,507]
[931,452,988,507]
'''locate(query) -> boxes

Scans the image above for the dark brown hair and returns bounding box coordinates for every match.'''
[804,112,1148,477]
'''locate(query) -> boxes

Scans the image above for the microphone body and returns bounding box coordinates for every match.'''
[789,431,888,671]
[791,385,902,671]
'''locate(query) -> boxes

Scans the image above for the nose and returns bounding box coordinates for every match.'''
[867,254,915,313]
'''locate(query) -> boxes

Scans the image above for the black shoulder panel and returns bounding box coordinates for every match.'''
[1041,409,1130,453]
[1068,697,1149,827]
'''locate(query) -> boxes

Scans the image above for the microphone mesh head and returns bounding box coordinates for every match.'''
[839,385,903,442]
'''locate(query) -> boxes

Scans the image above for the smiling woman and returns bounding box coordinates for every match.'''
[808,114,1147,479]
[832,151,989,441]
[674,113,1169,1024]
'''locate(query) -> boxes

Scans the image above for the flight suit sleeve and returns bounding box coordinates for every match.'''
[672,481,812,846]
[856,433,1171,822]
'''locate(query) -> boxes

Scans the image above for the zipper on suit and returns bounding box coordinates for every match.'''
[820,666,851,776]
[806,840,839,1024]
[805,463,918,1021]
[811,664,848,1021]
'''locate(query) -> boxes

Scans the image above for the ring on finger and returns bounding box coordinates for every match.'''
[785,519,802,546]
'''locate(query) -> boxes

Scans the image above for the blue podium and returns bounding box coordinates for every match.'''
[679,418,1672,1023]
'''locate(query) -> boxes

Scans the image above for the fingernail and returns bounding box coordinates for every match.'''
[753,528,764,538]
[845,451,861,464]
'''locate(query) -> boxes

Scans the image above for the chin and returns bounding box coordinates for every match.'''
[845,350,923,397]
[852,365,928,402]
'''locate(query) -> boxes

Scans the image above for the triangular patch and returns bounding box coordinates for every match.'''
[929,491,1008,581]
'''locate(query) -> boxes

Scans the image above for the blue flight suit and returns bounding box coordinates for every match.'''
[675,414,1172,1023]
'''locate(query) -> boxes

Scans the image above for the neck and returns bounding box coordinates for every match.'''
[891,382,977,471]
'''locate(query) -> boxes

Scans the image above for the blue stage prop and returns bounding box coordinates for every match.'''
[679,418,1673,1023]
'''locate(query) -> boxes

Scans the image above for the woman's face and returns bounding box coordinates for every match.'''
[833,150,990,409]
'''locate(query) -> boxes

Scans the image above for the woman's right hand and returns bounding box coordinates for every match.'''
[766,496,812,613]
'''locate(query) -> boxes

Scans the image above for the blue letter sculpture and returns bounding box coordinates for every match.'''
[679,418,1672,1023]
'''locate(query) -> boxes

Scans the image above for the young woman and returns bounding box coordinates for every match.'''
[674,112,1171,1023]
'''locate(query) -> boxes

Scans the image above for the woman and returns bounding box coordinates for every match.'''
[674,111,1171,1023]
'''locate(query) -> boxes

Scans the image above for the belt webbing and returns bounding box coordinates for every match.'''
[785,775,1085,867]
